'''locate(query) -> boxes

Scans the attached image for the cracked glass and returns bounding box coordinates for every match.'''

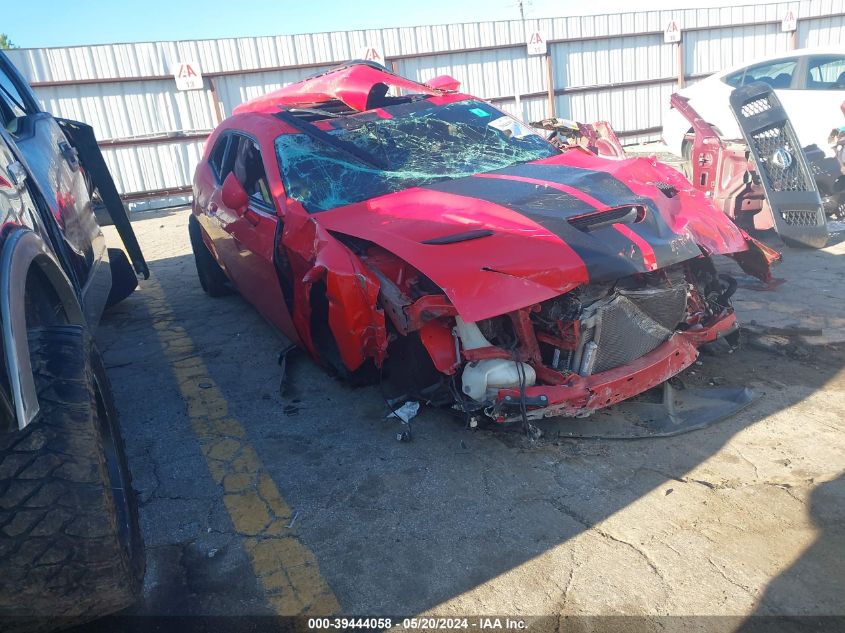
[275,99,559,213]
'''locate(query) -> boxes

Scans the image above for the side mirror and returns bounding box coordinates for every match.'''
[426,75,461,91]
[222,172,249,212]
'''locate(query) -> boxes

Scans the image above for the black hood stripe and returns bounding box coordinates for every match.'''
[423,163,702,282]
[499,163,644,207]
[425,176,650,281]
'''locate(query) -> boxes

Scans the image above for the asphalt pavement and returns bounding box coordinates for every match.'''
[95,207,845,627]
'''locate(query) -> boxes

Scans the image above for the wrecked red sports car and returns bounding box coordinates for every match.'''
[190,61,779,428]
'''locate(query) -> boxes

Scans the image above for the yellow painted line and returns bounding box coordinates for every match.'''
[143,279,340,615]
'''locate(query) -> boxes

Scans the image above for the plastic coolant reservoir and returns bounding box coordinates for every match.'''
[461,359,537,402]
[454,317,537,402]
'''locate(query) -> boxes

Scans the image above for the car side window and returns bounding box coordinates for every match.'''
[208,136,228,180]
[806,55,845,90]
[723,70,745,88]
[232,136,273,208]
[743,59,798,89]
[0,66,28,129]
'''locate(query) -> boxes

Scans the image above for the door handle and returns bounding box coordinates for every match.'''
[58,141,80,172]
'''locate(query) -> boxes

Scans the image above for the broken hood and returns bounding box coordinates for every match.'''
[315,152,757,322]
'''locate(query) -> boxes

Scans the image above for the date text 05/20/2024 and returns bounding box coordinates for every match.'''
[307,618,528,629]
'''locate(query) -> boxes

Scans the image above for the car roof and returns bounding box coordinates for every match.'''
[714,44,845,78]
[233,61,447,115]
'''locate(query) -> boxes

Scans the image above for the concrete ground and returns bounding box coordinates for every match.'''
[94,207,844,629]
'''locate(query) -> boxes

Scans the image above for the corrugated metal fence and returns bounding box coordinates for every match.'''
[5,0,845,205]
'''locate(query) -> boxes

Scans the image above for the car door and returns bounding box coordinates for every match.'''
[217,134,297,339]
[788,54,845,156]
[0,54,102,296]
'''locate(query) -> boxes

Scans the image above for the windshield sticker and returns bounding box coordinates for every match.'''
[469,107,491,117]
[488,116,534,139]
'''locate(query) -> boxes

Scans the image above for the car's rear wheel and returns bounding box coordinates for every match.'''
[189,215,231,297]
[0,325,144,632]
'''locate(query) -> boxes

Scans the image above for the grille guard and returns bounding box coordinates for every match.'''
[728,82,829,249]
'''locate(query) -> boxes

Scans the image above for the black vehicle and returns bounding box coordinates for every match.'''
[805,142,845,218]
[0,50,147,628]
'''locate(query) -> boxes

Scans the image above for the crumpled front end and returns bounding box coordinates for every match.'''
[353,237,744,424]
[444,259,740,422]
[315,151,780,424]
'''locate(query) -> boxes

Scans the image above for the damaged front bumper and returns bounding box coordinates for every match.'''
[490,312,737,423]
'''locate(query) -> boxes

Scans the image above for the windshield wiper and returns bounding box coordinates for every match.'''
[276,109,387,170]
[288,107,342,119]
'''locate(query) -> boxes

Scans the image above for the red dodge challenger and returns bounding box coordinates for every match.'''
[190,61,779,427]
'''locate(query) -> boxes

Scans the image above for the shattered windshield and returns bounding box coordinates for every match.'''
[275,99,559,213]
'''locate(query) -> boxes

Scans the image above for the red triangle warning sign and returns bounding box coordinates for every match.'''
[172,60,203,90]
[527,30,547,55]
[782,10,797,31]
[664,20,682,43]
[178,63,198,78]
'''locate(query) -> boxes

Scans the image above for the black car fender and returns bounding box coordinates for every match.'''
[0,227,85,430]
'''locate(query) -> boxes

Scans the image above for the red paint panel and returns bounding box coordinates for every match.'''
[541,150,753,256]
[678,312,737,345]
[422,93,471,107]
[326,266,386,370]
[235,64,449,114]
[315,187,590,322]
[497,334,699,417]
[282,212,388,370]
[419,321,459,374]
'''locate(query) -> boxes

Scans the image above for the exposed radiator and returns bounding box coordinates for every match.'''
[573,285,687,375]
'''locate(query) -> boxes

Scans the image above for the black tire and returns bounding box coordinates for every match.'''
[189,215,231,297]
[105,248,138,308]
[0,325,144,631]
